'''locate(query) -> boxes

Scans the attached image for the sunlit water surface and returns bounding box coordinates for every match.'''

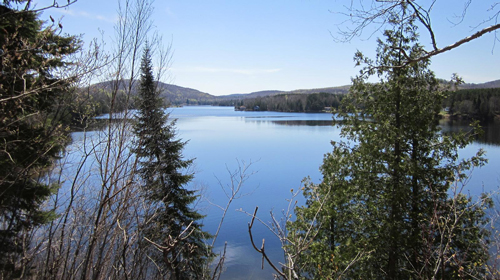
[65,106,500,279]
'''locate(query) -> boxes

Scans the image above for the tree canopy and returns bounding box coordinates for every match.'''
[133,46,212,279]
[0,3,80,277]
[288,12,492,280]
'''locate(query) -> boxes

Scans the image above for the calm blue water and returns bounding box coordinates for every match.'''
[67,106,500,279]
[171,106,340,279]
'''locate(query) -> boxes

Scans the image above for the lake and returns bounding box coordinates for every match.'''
[66,106,500,279]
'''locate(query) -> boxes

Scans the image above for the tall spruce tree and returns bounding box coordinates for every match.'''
[133,46,211,279]
[287,12,492,280]
[0,2,80,277]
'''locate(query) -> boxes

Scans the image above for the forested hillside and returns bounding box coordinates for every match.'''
[69,79,500,121]
[64,80,217,126]
[461,79,500,89]
[445,87,500,121]
[230,87,500,118]
[88,80,216,109]
[233,92,345,112]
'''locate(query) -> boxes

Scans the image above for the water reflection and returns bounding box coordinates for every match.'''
[440,119,500,146]
[269,120,334,126]
[62,107,500,279]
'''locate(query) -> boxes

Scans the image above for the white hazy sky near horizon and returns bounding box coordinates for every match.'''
[41,0,500,96]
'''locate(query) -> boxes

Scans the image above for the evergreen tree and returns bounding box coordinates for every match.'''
[288,13,491,280]
[0,2,80,277]
[133,46,211,279]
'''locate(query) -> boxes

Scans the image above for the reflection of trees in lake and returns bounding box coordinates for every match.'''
[271,120,334,126]
[269,119,500,145]
[440,120,500,146]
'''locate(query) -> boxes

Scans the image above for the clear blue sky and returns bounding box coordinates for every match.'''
[42,0,499,96]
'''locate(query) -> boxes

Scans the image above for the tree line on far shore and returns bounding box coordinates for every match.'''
[445,87,500,121]
[231,92,345,112]
[224,87,500,123]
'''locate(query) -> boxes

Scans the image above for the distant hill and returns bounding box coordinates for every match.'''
[216,79,500,101]
[460,79,500,89]
[87,79,499,106]
[287,85,351,95]
[87,81,352,105]
[218,90,285,100]
[159,83,215,104]
[89,80,216,105]
[217,85,351,101]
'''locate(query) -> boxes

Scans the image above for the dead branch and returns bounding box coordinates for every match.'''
[211,159,257,247]
[248,207,287,278]
[211,242,227,280]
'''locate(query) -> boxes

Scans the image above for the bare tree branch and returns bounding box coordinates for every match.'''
[333,0,500,66]
[248,207,287,278]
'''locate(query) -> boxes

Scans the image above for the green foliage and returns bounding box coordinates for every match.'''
[133,46,212,279]
[287,17,492,280]
[445,87,500,121]
[0,4,80,276]
[83,88,131,117]
[236,92,344,112]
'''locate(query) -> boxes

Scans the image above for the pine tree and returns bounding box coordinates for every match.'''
[287,13,492,280]
[133,46,211,279]
[0,2,80,276]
